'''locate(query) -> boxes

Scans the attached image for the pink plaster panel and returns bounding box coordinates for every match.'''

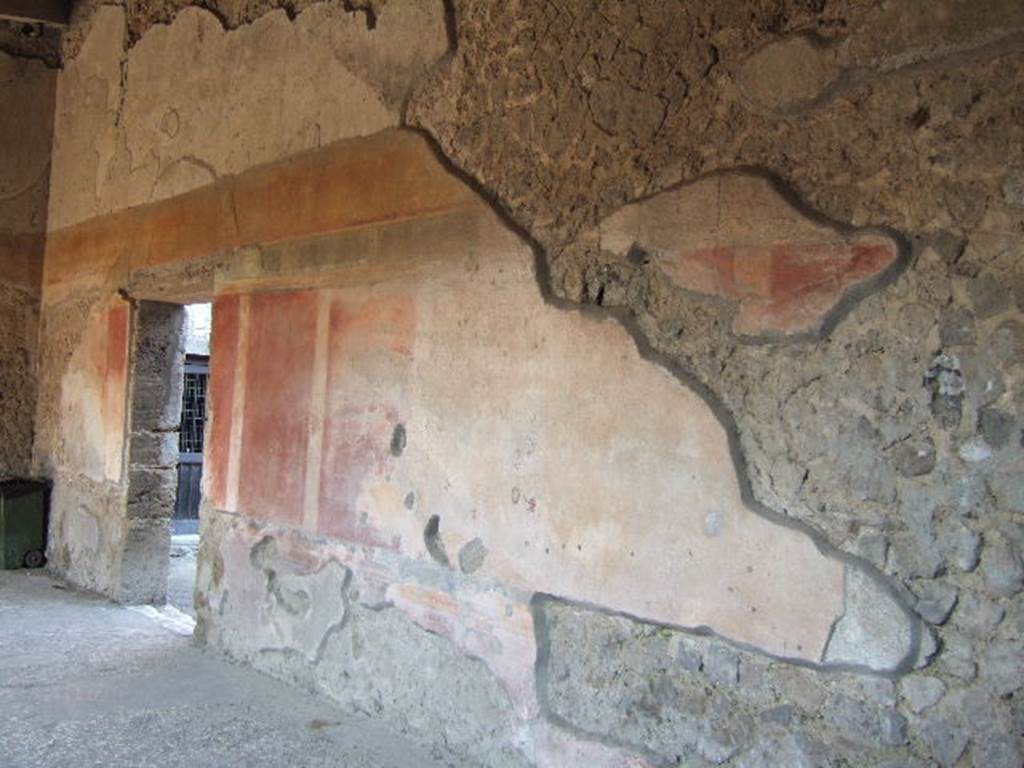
[206,294,240,510]
[317,292,415,547]
[102,302,130,481]
[236,291,319,525]
[221,251,849,662]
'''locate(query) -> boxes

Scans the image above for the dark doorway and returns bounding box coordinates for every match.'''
[173,354,209,533]
[170,303,211,537]
[166,302,210,618]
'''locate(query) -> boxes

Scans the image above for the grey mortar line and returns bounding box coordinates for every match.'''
[403,124,924,679]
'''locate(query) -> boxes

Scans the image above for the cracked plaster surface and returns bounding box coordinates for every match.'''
[47,0,448,231]
[29,1,1024,764]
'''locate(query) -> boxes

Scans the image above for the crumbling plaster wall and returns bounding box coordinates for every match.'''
[35,0,448,597]
[33,1,1024,767]
[47,0,446,231]
[402,2,1024,765]
[0,51,55,479]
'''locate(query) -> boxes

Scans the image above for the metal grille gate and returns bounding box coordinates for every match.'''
[174,355,209,525]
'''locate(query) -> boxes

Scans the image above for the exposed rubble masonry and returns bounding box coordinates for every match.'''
[29,2,1024,766]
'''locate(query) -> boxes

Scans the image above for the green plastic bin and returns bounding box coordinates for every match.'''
[0,480,48,569]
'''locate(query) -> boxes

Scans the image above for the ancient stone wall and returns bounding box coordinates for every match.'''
[0,51,54,479]
[32,2,1024,766]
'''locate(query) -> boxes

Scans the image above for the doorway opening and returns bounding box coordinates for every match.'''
[123,300,211,617]
[168,304,210,616]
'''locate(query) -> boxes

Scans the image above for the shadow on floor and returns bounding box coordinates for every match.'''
[167,534,198,617]
[0,570,449,768]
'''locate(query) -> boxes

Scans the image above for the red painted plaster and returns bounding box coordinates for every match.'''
[237,291,318,525]
[672,240,896,334]
[101,303,130,479]
[206,295,240,510]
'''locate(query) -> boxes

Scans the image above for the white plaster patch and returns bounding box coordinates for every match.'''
[703,509,726,537]
[129,604,197,636]
[65,505,100,554]
[823,566,915,672]
[958,438,993,463]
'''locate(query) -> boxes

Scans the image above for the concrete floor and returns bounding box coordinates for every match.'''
[0,569,449,768]
[166,534,198,617]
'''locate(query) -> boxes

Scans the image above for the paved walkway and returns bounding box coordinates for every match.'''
[0,570,448,768]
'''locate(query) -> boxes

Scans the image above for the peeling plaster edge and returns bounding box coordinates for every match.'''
[739,26,1024,120]
[595,162,918,346]
[530,594,674,768]
[199,506,541,751]
[255,552,353,666]
[37,117,924,674]
[711,166,915,345]
[403,124,924,678]
[398,0,457,129]
[202,505,536,609]
[217,509,659,767]
[537,225,924,679]
[820,563,849,667]
[63,0,404,66]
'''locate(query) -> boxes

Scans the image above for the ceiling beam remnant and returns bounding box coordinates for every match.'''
[0,0,70,27]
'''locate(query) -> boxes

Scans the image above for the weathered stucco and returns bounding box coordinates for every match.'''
[35,0,448,597]
[205,228,914,669]
[0,51,54,479]
[21,1,1024,766]
[597,174,902,338]
[47,1,448,231]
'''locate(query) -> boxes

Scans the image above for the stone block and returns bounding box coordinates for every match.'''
[899,675,945,714]
[116,518,171,604]
[127,429,179,467]
[959,347,1006,408]
[925,354,964,429]
[770,666,828,713]
[675,639,703,673]
[978,406,1015,449]
[856,677,897,707]
[990,319,1024,369]
[1004,168,1024,208]
[967,274,1011,319]
[937,632,977,682]
[854,530,889,569]
[972,734,1022,768]
[703,645,740,686]
[823,567,916,673]
[126,467,178,519]
[939,306,976,347]
[981,533,1024,597]
[979,641,1024,697]
[936,515,982,572]
[953,591,1005,637]
[736,35,841,113]
[822,692,907,748]
[891,437,936,477]
[913,582,958,625]
[917,711,969,768]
